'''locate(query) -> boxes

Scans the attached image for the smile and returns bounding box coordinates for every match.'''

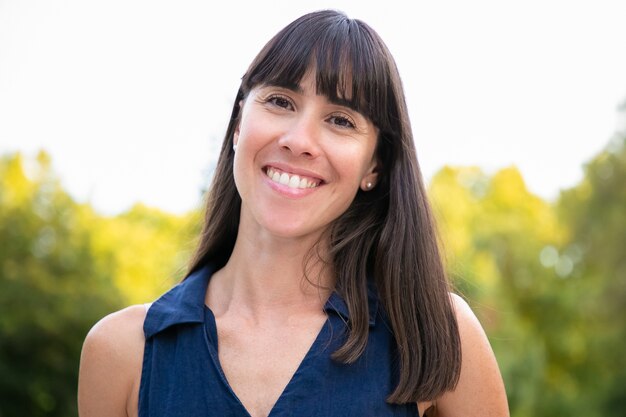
[265,167,322,189]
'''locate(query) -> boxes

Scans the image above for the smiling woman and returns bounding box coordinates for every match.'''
[232,75,379,239]
[78,10,509,417]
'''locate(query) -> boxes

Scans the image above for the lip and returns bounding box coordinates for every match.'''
[262,162,326,184]
[261,162,326,199]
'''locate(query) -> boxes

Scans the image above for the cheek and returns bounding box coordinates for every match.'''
[330,146,375,182]
[232,116,275,191]
[236,114,279,155]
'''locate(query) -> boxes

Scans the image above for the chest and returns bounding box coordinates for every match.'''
[139,309,419,417]
[215,315,327,417]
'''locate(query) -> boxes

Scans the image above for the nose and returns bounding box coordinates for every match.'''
[277,114,321,159]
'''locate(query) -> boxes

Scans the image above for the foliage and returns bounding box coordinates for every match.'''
[430,165,572,416]
[0,152,198,416]
[0,132,624,415]
[0,152,120,416]
[428,133,626,416]
[557,132,626,414]
[92,203,200,304]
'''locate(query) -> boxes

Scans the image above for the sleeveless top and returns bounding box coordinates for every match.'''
[139,264,420,417]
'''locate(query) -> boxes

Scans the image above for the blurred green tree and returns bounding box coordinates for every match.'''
[0,151,201,416]
[88,202,200,304]
[0,152,123,416]
[429,164,593,416]
[2,125,624,416]
[558,132,626,415]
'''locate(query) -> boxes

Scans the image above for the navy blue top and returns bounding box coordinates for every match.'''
[139,264,419,417]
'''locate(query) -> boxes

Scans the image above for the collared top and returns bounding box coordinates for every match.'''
[139,264,419,417]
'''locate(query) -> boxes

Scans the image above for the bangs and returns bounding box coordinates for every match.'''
[241,11,397,132]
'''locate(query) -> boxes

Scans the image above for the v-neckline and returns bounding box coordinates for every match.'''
[202,306,330,417]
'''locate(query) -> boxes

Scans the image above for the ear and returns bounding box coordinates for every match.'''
[360,158,380,191]
[233,100,244,148]
[233,128,239,147]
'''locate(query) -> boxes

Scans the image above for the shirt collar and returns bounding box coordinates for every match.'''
[143,264,215,338]
[144,263,379,338]
[323,284,380,327]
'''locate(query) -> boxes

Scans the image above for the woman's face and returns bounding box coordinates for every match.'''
[232,71,379,242]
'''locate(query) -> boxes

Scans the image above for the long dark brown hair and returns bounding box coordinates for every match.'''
[187,10,461,403]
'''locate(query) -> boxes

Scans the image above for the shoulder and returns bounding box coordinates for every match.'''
[78,305,148,417]
[434,294,510,417]
[81,305,147,365]
[450,293,485,338]
[85,304,147,343]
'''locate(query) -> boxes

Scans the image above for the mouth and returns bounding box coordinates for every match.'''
[264,166,323,190]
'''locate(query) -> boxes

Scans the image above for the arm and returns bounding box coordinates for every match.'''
[435,294,509,417]
[77,305,147,417]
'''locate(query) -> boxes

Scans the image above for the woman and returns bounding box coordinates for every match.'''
[78,10,509,417]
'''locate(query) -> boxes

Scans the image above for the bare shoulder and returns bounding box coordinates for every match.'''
[434,294,510,417]
[78,305,148,417]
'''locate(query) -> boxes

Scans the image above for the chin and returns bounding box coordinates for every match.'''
[263,223,320,240]
[258,215,328,241]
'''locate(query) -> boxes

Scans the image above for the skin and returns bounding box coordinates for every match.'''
[232,72,380,242]
[78,73,509,417]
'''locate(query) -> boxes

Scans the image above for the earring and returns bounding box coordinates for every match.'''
[233,144,237,152]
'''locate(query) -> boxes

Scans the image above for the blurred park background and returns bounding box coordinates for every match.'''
[2,126,625,416]
[1,1,626,416]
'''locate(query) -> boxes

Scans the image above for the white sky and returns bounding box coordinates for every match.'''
[1,0,625,215]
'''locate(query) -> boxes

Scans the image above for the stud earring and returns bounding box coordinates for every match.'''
[366,182,373,190]
[233,144,237,152]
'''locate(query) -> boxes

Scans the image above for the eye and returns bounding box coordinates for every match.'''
[328,114,356,129]
[267,95,294,110]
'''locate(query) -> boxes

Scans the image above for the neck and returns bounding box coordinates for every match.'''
[206,219,334,320]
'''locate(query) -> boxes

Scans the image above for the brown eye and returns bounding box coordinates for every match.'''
[268,95,293,110]
[328,115,355,129]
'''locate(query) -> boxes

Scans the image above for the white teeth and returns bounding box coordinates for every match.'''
[288,175,300,188]
[265,167,319,190]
